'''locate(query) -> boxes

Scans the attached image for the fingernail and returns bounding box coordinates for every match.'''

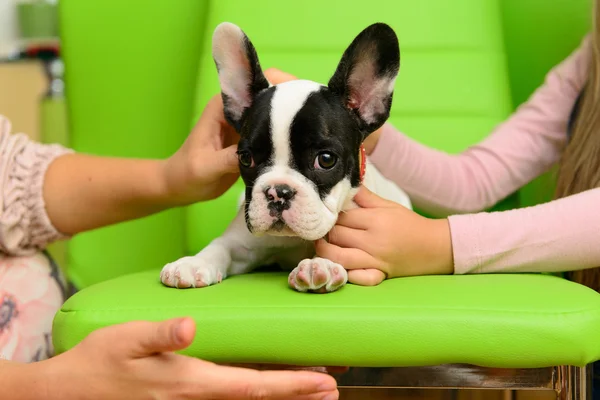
[172,319,185,344]
[317,379,337,392]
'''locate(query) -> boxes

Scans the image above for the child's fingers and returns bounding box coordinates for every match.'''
[347,269,386,286]
[221,364,348,374]
[327,225,369,249]
[111,317,196,357]
[336,209,371,230]
[314,239,379,270]
[211,145,240,175]
[192,95,227,145]
[203,364,339,400]
[353,186,398,209]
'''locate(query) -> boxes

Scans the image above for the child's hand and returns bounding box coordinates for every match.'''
[163,68,297,204]
[315,186,454,284]
[163,95,241,205]
[163,66,315,205]
[44,318,339,400]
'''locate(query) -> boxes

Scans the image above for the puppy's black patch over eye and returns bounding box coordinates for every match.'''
[314,152,337,170]
[237,151,255,168]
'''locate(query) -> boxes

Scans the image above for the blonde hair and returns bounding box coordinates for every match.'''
[554,0,600,291]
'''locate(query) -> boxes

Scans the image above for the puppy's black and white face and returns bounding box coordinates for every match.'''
[212,22,400,240]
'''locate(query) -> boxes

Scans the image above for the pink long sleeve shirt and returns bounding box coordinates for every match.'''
[370,36,598,275]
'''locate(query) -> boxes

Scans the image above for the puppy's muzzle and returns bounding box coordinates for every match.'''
[264,184,296,216]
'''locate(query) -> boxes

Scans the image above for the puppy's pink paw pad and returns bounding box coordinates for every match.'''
[295,271,310,287]
[288,258,348,293]
[310,264,328,286]
[193,277,208,288]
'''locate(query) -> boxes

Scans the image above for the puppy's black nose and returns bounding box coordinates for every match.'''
[275,184,295,201]
[264,184,296,202]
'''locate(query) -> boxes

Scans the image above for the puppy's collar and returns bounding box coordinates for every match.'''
[359,145,366,183]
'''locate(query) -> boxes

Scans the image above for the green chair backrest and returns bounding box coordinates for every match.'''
[59,0,208,288]
[59,0,592,287]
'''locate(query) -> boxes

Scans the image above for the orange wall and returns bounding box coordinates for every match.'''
[0,60,46,140]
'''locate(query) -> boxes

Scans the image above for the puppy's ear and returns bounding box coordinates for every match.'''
[328,23,400,136]
[212,22,269,131]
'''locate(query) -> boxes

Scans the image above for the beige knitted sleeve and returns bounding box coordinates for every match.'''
[0,115,73,255]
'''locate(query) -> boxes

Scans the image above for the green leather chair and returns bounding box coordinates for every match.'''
[53,0,600,398]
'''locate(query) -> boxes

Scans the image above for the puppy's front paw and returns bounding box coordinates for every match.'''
[288,258,348,293]
[160,256,224,289]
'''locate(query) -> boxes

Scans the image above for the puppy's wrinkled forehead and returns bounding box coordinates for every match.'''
[273,81,323,163]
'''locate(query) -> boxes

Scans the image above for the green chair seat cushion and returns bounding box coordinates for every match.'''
[53,270,600,368]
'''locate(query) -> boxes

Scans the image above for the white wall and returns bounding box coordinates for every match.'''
[0,0,19,58]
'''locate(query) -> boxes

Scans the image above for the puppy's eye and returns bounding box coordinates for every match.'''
[314,152,337,170]
[237,151,255,168]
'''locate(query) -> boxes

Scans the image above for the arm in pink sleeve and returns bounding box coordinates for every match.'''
[0,115,72,255]
[449,188,600,274]
[370,36,590,217]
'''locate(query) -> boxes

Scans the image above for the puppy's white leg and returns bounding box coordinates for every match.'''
[288,257,348,293]
[161,208,258,288]
[160,238,233,288]
[161,207,309,288]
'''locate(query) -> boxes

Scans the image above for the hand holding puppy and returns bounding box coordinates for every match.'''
[44,93,242,234]
[315,186,454,284]
[162,95,241,205]
[163,67,317,205]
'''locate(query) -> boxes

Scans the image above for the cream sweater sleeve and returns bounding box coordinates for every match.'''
[0,115,73,255]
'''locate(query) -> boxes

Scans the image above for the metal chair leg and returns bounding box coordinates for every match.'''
[556,365,593,400]
[333,364,594,399]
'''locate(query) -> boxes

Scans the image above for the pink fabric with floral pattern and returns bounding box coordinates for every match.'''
[0,115,72,362]
[0,252,66,362]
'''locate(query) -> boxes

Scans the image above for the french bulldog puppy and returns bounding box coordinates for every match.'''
[161,22,412,293]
